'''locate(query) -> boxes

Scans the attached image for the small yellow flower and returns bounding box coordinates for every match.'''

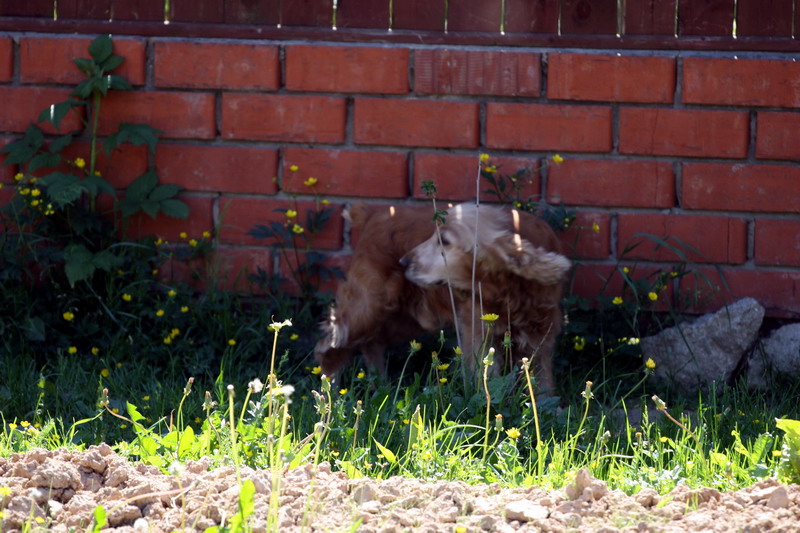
[439,377,447,384]
[409,340,422,352]
[506,427,521,440]
[289,164,299,172]
[573,337,586,351]
[112,408,119,414]
[101,368,110,377]
[480,313,499,323]
[659,436,668,443]
[31,199,40,207]
[339,388,348,395]
[479,153,490,163]
[167,289,177,298]
[772,450,782,457]
[484,165,497,174]
[228,339,236,346]
[189,239,198,247]
[20,420,29,428]
[0,486,12,496]
[552,154,564,164]
[170,328,180,338]
[645,358,656,370]
[286,209,298,219]
[311,366,322,375]
[74,157,86,168]
[402,419,410,425]
[290,333,299,341]
[151,269,159,276]
[14,172,24,181]
[356,370,366,379]
[592,222,600,233]
[154,238,163,246]
[8,423,17,431]
[623,266,630,274]
[179,232,188,239]
[122,293,132,302]
[143,395,150,401]
[612,296,623,305]
[181,306,189,313]
[303,176,318,187]
[91,347,100,355]
[648,291,658,302]
[116,362,123,368]
[30,188,41,197]
[437,363,450,371]
[163,337,172,345]
[321,199,331,205]
[68,346,78,355]
[35,516,44,524]
[156,309,165,317]
[453,346,463,356]
[202,231,212,238]
[292,224,304,234]
[194,417,202,424]
[63,311,75,321]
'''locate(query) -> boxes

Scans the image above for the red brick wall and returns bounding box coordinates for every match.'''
[2,34,799,316]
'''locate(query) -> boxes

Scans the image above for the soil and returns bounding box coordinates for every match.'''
[1,445,799,532]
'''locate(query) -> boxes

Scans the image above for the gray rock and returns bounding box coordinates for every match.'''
[747,323,800,390]
[642,298,764,393]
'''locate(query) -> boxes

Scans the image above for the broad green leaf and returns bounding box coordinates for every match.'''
[159,198,190,219]
[89,505,107,533]
[149,184,181,202]
[100,54,124,73]
[91,249,122,272]
[29,152,60,172]
[82,174,115,197]
[227,479,255,532]
[126,402,146,424]
[2,125,44,165]
[48,132,75,153]
[178,426,196,458]
[89,34,113,63]
[73,57,96,76]
[64,244,95,286]
[23,316,46,342]
[141,199,160,219]
[72,79,94,99]
[126,170,158,202]
[40,172,85,207]
[108,74,132,91]
[372,438,397,465]
[38,100,78,129]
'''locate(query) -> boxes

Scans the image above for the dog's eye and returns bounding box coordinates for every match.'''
[440,235,451,246]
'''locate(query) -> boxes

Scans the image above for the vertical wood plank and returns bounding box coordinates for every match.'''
[504,0,559,33]
[448,0,503,32]
[624,0,675,35]
[561,0,618,34]
[281,0,333,27]
[111,0,165,21]
[225,0,280,24]
[337,0,389,28]
[0,0,54,17]
[736,0,793,37]
[678,0,734,36]
[393,0,446,31]
[170,0,224,23]
[57,0,110,19]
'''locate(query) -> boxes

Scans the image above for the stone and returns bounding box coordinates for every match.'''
[504,500,550,521]
[747,323,800,390]
[642,298,764,393]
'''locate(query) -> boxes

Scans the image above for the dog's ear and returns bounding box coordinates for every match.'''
[497,234,571,285]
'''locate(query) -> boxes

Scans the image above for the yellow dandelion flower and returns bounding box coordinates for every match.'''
[357,370,366,379]
[552,154,564,164]
[612,296,623,305]
[154,238,163,246]
[339,388,348,395]
[484,165,497,174]
[437,363,450,371]
[181,306,189,313]
[63,311,75,321]
[506,427,521,439]
[68,346,78,355]
[101,368,110,377]
[30,188,41,197]
[292,224,304,234]
[623,266,630,274]
[74,157,86,168]
[289,164,299,172]
[170,328,180,337]
[402,419,410,425]
[116,362,123,368]
[0,486,12,496]
[311,366,322,375]
[14,172,24,181]
[228,339,236,346]
[573,337,586,351]
[479,153,490,163]
[143,395,151,401]
[122,293,132,302]
[163,337,172,345]
[480,313,499,323]
[321,199,330,205]
[772,450,782,457]
[648,291,658,302]
[156,309,165,317]
[167,289,177,298]
[439,377,447,384]
[645,358,656,370]
[303,176,318,187]
[659,436,668,443]
[286,209,298,219]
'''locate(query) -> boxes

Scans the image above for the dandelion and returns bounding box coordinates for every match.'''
[645,358,656,370]
[437,363,450,371]
[101,368,110,377]
[480,313,499,323]
[117,362,123,368]
[311,366,322,375]
[156,309,165,317]
[659,436,668,443]
[612,296,623,305]
[339,388,348,395]
[286,209,298,219]
[31,199,40,207]
[357,370,366,379]
[68,346,78,355]
[506,427,521,440]
[479,153,490,163]
[402,419,410,425]
[455,527,468,533]
[122,293,132,302]
[154,238,163,246]
[303,176,318,187]
[648,291,658,302]
[438,377,448,384]
[8,423,17,431]
[552,154,564,164]
[289,164,299,172]
[772,450,782,457]
[623,266,630,274]
[63,311,75,321]
[292,224,304,234]
[0,486,11,496]
[409,340,422,353]
[74,157,86,168]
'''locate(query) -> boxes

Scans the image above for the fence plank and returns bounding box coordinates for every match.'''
[624,0,675,35]
[504,0,558,33]
[224,0,280,24]
[561,0,617,34]
[0,0,54,17]
[736,0,793,37]
[393,0,445,31]
[111,0,165,21]
[337,0,389,28]
[448,0,503,32]
[281,0,333,27]
[678,0,733,36]
[57,0,110,19]
[170,0,224,23]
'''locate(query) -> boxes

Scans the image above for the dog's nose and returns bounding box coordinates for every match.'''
[399,256,409,268]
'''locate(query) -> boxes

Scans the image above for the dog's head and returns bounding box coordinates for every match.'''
[400,204,571,288]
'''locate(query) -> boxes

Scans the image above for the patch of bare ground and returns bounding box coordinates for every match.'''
[1,446,798,532]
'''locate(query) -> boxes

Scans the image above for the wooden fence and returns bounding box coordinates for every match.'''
[1,0,798,49]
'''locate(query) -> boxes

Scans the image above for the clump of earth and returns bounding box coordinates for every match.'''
[1,445,798,532]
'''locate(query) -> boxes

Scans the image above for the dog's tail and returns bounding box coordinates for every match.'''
[343,203,371,230]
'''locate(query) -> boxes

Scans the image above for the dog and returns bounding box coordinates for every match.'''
[314,202,571,394]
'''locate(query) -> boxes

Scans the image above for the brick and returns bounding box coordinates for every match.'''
[755,219,800,267]
[757,112,800,161]
[412,153,540,201]
[282,147,407,198]
[125,195,215,242]
[548,53,675,103]
[0,137,15,183]
[547,159,674,208]
[61,142,148,189]
[683,162,800,213]
[415,49,540,97]
[486,103,612,152]
[218,197,343,249]
[222,94,346,143]
[0,37,12,82]
[278,250,350,295]
[99,91,216,139]
[560,212,611,261]
[619,108,748,158]
[286,45,408,94]
[617,213,747,264]
[20,36,145,85]
[0,87,84,134]
[354,98,479,148]
[214,247,275,293]
[683,57,800,108]
[157,144,278,194]
[154,41,280,90]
